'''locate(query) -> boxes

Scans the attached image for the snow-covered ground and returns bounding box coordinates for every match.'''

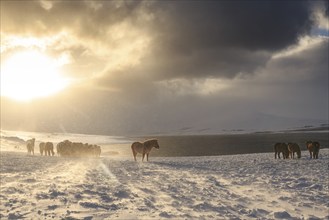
[1,135,329,219]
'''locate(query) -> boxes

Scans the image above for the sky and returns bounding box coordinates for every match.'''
[0,0,328,136]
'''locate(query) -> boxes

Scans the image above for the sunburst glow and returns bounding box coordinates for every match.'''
[1,50,70,101]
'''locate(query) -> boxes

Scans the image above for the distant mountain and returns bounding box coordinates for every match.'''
[282,125,329,133]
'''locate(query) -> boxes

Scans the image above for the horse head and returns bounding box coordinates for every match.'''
[146,139,159,149]
[153,140,160,149]
[297,151,301,159]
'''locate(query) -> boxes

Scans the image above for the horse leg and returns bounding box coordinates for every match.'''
[142,153,145,162]
[278,152,281,159]
[132,151,137,161]
[309,151,312,159]
[275,152,277,159]
[147,153,149,162]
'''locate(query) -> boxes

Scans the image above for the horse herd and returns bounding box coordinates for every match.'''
[26,138,160,161]
[274,141,321,159]
[26,138,321,160]
[26,138,101,157]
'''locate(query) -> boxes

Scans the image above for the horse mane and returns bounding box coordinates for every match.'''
[144,139,157,144]
[144,139,157,148]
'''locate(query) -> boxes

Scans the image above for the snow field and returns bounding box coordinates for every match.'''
[1,147,328,219]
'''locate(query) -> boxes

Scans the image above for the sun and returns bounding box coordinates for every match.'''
[1,50,70,102]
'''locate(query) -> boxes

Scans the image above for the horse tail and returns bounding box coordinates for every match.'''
[274,143,280,151]
[131,142,137,150]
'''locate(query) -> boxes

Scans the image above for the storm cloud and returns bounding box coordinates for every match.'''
[1,0,328,135]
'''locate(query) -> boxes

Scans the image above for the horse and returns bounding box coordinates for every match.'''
[39,142,46,155]
[287,143,301,159]
[45,142,55,156]
[274,143,289,159]
[92,145,102,157]
[57,140,72,157]
[56,140,101,157]
[26,138,35,155]
[306,141,320,159]
[131,139,160,162]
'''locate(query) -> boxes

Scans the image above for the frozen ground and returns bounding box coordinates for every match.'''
[1,136,329,219]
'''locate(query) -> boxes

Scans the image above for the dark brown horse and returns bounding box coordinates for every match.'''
[274,143,289,159]
[287,143,301,159]
[306,141,320,159]
[131,139,160,162]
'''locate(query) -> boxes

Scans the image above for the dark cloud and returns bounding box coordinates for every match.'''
[132,0,314,80]
[324,0,329,17]
[93,1,318,87]
[1,1,328,135]
[132,47,271,80]
[150,1,313,51]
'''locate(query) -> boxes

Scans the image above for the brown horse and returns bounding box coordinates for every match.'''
[26,138,35,155]
[306,141,320,159]
[287,143,301,159]
[274,143,289,159]
[45,142,55,156]
[39,142,54,156]
[131,139,160,162]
